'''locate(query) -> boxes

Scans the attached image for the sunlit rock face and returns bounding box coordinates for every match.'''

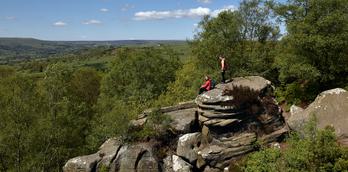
[288,88,348,145]
[63,76,288,172]
[194,76,286,170]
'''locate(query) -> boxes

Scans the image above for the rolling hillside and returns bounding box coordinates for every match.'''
[0,38,187,64]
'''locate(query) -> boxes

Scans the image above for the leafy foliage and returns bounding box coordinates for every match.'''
[222,85,261,109]
[242,119,348,172]
[274,0,348,104]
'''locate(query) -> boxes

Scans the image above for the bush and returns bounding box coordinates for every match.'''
[222,85,260,110]
[128,109,172,142]
[242,117,348,172]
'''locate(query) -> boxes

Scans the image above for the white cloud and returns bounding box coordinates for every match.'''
[197,0,212,4]
[82,19,102,25]
[53,21,67,27]
[133,5,236,21]
[100,8,109,12]
[121,4,135,11]
[134,7,211,20]
[211,5,236,17]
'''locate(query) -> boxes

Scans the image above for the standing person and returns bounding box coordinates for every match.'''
[219,56,227,83]
[199,76,212,94]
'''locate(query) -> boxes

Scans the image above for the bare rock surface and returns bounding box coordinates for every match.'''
[64,76,289,172]
[176,133,202,163]
[63,138,121,172]
[288,88,348,141]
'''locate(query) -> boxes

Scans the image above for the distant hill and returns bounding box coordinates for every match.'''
[0,38,186,63]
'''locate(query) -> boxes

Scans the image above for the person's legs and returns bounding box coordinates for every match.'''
[221,70,226,83]
[199,87,207,94]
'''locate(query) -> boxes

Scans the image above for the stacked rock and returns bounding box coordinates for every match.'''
[63,76,288,172]
[193,76,287,170]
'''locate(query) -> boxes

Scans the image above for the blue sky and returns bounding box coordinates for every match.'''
[0,0,281,41]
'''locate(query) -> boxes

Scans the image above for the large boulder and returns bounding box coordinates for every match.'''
[194,76,286,170]
[287,88,348,141]
[176,133,202,163]
[63,154,101,172]
[63,76,287,172]
[130,101,198,134]
[63,138,121,172]
[165,108,198,134]
[172,155,193,172]
[113,143,159,172]
[195,76,273,109]
[97,138,122,170]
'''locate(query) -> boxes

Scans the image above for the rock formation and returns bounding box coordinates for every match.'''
[63,76,288,172]
[288,88,348,145]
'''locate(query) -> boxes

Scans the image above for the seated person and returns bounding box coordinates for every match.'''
[199,76,212,94]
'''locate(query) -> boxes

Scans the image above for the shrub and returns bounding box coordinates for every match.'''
[241,117,348,172]
[222,85,260,109]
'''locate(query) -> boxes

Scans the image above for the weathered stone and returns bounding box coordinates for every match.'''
[201,125,213,145]
[114,143,159,172]
[172,155,193,172]
[287,88,348,140]
[203,166,221,172]
[196,76,272,106]
[203,119,240,127]
[64,138,122,172]
[165,108,198,133]
[219,133,257,147]
[64,76,288,172]
[137,151,158,172]
[198,145,223,161]
[177,132,202,163]
[109,145,128,172]
[198,108,243,118]
[97,138,122,170]
[215,145,253,166]
[196,155,207,169]
[290,105,304,116]
[63,154,101,172]
[198,114,210,123]
[163,155,174,172]
[260,127,288,143]
[218,76,272,93]
[161,101,197,113]
[196,102,237,112]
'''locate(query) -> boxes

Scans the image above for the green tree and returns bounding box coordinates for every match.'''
[155,56,203,106]
[274,0,348,103]
[191,2,280,80]
[0,73,39,171]
[90,47,181,144]
[191,11,242,77]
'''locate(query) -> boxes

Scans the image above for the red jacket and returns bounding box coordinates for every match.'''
[201,79,212,90]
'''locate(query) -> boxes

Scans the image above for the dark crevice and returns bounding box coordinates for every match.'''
[109,144,123,166]
[134,150,147,172]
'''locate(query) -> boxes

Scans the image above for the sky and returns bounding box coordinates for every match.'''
[0,0,282,41]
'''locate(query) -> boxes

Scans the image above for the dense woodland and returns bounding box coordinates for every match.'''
[0,0,347,171]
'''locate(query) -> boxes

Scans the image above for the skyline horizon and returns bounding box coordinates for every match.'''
[0,0,286,41]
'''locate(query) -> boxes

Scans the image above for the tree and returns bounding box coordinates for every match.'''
[154,56,203,107]
[191,11,242,77]
[101,47,180,106]
[274,0,348,102]
[191,2,280,81]
[89,47,181,144]
[0,73,39,171]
